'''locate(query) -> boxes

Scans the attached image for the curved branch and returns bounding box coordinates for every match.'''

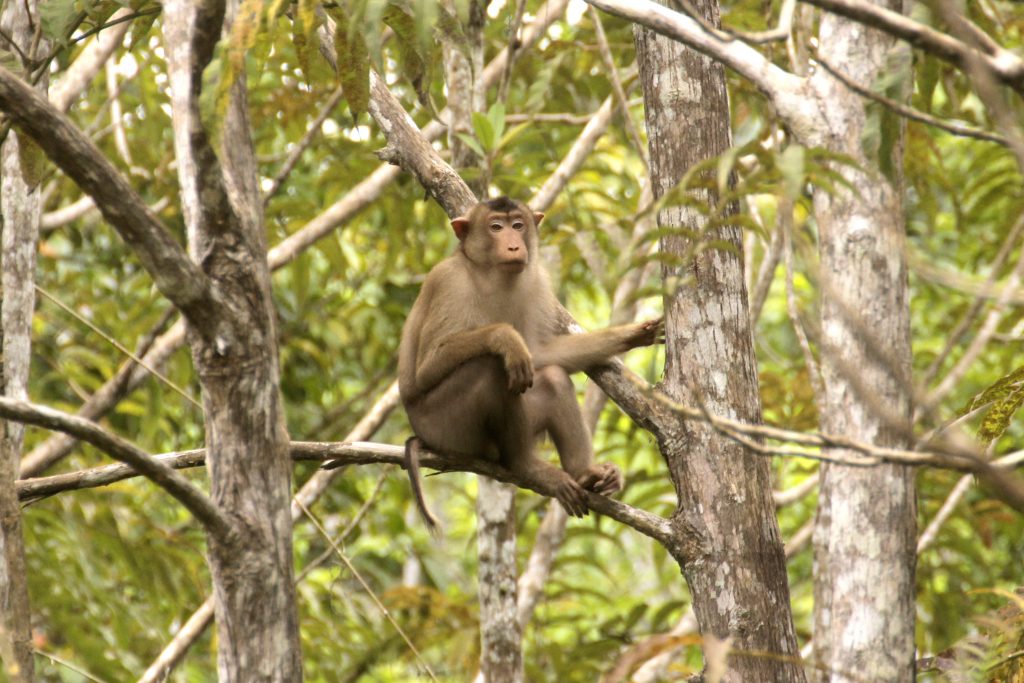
[0,398,234,541]
[583,0,809,129]
[803,0,1024,94]
[20,440,674,545]
[0,67,227,341]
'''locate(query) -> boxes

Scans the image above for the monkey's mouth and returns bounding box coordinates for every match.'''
[499,261,527,273]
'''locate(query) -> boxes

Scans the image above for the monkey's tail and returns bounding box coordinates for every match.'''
[404,436,441,535]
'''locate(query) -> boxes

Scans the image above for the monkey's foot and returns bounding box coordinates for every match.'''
[576,463,623,496]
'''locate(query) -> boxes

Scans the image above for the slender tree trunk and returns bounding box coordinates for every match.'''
[161,2,302,678]
[441,2,525,679]
[0,1,46,678]
[634,1,804,680]
[809,6,916,681]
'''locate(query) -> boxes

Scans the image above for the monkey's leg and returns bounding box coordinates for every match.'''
[525,366,623,496]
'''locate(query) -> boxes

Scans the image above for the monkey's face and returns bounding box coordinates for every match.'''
[486,210,531,272]
[454,201,541,273]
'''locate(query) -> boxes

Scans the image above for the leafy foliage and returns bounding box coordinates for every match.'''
[14,0,1024,679]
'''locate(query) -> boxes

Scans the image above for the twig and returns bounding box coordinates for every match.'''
[920,214,1024,388]
[263,86,345,203]
[589,8,648,164]
[815,52,1008,146]
[0,397,233,541]
[34,285,200,408]
[295,498,439,682]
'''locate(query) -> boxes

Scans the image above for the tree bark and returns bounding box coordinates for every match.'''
[634,1,804,680]
[0,0,46,678]
[161,1,302,678]
[809,5,916,681]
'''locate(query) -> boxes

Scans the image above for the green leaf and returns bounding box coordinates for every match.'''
[329,10,370,118]
[961,365,1024,444]
[862,46,911,183]
[382,3,433,106]
[292,0,319,83]
[471,111,494,152]
[487,102,506,145]
[778,144,805,200]
[40,0,79,44]
[16,132,47,190]
[455,133,485,158]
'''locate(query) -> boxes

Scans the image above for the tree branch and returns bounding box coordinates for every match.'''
[0,398,234,541]
[0,67,228,342]
[584,0,809,129]
[801,0,1024,94]
[368,69,479,215]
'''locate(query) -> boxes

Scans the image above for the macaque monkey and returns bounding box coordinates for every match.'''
[399,197,661,530]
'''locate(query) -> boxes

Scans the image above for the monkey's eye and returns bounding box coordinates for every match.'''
[512,221,525,231]
[489,223,503,232]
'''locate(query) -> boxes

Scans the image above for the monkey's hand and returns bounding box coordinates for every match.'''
[488,324,534,393]
[618,317,664,352]
[576,463,623,496]
[553,472,589,518]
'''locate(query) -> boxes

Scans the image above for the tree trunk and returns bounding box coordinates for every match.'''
[634,1,805,680]
[0,1,46,678]
[809,5,916,681]
[161,1,302,678]
[442,2,526,678]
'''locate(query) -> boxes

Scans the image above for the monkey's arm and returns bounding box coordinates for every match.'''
[532,318,662,373]
[411,323,535,398]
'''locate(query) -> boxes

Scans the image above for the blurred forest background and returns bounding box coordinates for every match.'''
[2,0,1023,680]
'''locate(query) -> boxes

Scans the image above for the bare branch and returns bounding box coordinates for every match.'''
[589,10,648,163]
[263,87,345,203]
[815,52,1009,146]
[530,95,617,211]
[49,7,131,113]
[368,70,479,215]
[802,0,1024,94]
[0,398,233,540]
[584,0,808,128]
[0,67,227,340]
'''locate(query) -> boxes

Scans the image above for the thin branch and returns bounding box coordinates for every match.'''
[530,95,617,211]
[34,285,200,408]
[496,0,529,104]
[140,382,402,682]
[263,86,345,203]
[295,498,439,682]
[917,450,1024,553]
[815,52,1009,146]
[69,7,160,46]
[506,112,597,125]
[923,224,1024,411]
[0,66,227,341]
[589,8,648,164]
[368,69,478,215]
[634,378,1024,513]
[0,398,233,541]
[584,0,808,127]
[748,216,783,325]
[920,215,1024,387]
[801,0,1024,94]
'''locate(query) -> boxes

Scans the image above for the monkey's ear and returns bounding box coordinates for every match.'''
[451,217,470,241]
[533,212,545,226]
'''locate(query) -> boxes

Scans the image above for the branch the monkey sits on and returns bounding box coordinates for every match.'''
[398,197,661,530]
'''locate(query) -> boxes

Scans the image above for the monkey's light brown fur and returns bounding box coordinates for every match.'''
[398,197,661,530]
